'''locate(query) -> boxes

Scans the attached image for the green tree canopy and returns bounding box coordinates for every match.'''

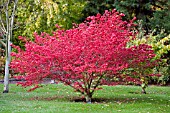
[81,0,170,35]
[13,0,85,45]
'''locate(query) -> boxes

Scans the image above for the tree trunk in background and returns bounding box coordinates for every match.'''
[1,0,18,93]
[3,39,11,93]
[141,87,146,94]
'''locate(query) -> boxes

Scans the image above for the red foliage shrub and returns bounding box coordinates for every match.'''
[10,9,158,102]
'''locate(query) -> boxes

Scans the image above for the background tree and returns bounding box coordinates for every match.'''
[129,33,170,86]
[81,0,170,36]
[0,0,18,93]
[12,0,85,46]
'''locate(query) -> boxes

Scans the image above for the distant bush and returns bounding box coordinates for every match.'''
[129,31,170,85]
[0,48,5,78]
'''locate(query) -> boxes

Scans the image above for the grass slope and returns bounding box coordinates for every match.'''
[0,84,170,113]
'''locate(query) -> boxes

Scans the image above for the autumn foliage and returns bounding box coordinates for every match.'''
[10,9,158,102]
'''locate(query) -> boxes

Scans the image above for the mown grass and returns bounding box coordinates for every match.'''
[0,83,170,113]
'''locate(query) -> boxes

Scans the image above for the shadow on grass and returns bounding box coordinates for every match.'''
[26,94,169,104]
[73,96,169,104]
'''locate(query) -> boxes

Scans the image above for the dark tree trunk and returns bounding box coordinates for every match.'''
[141,87,146,94]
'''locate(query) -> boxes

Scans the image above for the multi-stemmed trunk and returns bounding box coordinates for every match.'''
[1,0,18,93]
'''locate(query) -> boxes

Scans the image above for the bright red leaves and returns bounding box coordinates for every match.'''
[10,9,158,102]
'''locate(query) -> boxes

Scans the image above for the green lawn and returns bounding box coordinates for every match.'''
[0,84,170,113]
